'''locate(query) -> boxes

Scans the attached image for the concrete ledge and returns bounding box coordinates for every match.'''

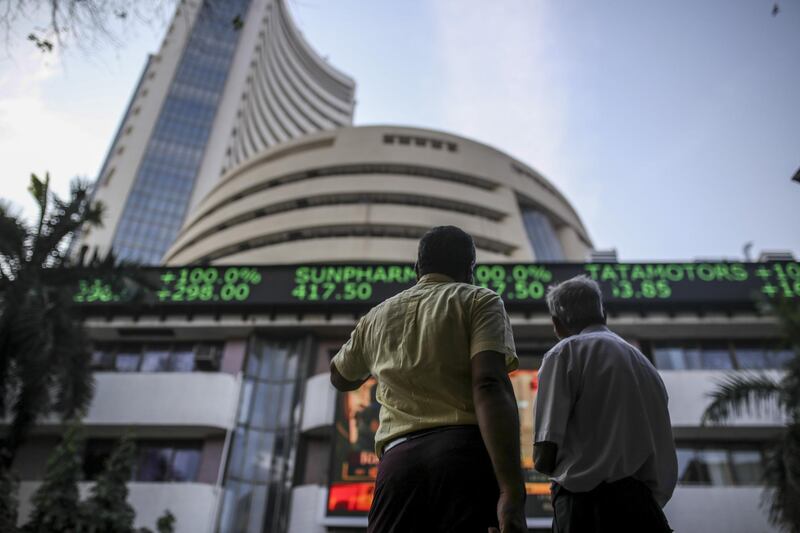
[664,486,774,533]
[18,481,219,533]
[661,370,785,426]
[85,373,239,431]
[288,484,328,533]
[301,373,337,433]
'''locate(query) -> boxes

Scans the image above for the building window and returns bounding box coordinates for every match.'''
[171,346,197,372]
[115,350,141,372]
[520,207,565,262]
[102,167,115,186]
[735,344,795,369]
[84,440,202,482]
[676,445,767,486]
[137,443,201,482]
[651,341,793,370]
[90,343,222,372]
[140,345,171,372]
[382,133,458,152]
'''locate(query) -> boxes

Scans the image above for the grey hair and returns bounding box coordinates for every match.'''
[546,275,605,334]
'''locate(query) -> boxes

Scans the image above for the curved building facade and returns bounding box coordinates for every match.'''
[222,0,355,173]
[164,126,592,265]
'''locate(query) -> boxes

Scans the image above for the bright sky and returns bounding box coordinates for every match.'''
[1,0,798,261]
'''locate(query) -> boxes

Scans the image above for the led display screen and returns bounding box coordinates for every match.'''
[326,370,552,519]
[71,262,800,311]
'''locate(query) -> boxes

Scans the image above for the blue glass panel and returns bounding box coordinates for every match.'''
[520,207,565,262]
[112,0,251,264]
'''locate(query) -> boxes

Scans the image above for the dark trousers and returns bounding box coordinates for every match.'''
[367,425,499,533]
[551,477,672,533]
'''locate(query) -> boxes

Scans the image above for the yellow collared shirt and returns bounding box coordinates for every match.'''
[332,273,518,456]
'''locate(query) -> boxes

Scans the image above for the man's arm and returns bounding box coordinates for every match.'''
[330,317,371,391]
[532,342,575,478]
[472,350,526,532]
[330,360,369,391]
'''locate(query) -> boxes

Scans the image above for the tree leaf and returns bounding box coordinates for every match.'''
[702,372,782,425]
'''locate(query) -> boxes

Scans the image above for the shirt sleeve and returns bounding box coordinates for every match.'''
[534,341,577,446]
[469,290,518,372]
[331,317,371,381]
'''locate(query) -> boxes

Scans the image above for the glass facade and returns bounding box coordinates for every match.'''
[652,341,794,370]
[112,0,251,264]
[218,338,309,533]
[90,342,223,372]
[520,207,565,262]
[84,439,202,482]
[676,445,767,486]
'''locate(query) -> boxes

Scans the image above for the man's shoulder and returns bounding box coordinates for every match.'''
[363,283,420,318]
[422,280,499,304]
[577,328,656,369]
[574,326,626,345]
[544,328,632,360]
[364,291,402,318]
[370,282,499,318]
[448,283,505,306]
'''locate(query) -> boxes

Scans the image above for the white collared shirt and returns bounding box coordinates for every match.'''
[534,325,678,507]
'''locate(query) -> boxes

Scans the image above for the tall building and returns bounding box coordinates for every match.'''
[80,0,355,264]
[9,1,794,533]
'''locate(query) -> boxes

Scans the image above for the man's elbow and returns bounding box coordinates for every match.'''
[330,370,349,392]
[329,371,344,391]
[533,442,557,476]
[472,372,508,397]
[330,363,363,391]
[329,362,346,391]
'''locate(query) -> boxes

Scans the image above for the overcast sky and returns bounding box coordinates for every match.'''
[1,0,798,261]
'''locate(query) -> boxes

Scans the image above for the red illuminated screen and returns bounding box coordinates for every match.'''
[326,370,553,518]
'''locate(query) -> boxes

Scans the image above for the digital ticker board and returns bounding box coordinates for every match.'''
[70,261,800,311]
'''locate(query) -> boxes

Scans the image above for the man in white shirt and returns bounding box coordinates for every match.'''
[534,275,677,532]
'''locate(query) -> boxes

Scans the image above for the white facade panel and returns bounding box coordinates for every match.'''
[664,487,775,533]
[662,370,785,427]
[84,372,239,430]
[288,485,328,533]
[300,373,337,433]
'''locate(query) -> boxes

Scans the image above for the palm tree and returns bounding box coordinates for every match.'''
[702,297,800,532]
[0,173,111,465]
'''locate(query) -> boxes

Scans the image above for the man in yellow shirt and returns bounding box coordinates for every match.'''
[331,226,527,533]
